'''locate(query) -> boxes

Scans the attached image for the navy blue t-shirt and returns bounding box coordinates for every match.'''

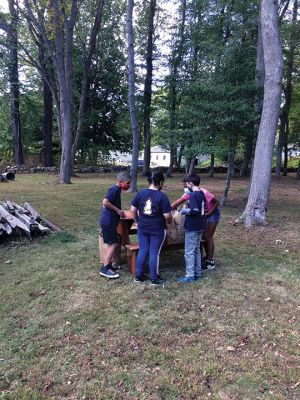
[131,189,172,235]
[184,190,206,232]
[100,185,121,228]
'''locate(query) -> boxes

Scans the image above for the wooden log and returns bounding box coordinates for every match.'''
[3,223,12,235]
[12,202,27,214]
[15,211,38,230]
[0,205,30,234]
[38,216,62,232]
[23,202,40,220]
[5,201,14,212]
[35,221,50,233]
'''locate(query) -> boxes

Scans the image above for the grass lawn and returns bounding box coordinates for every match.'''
[0,173,299,400]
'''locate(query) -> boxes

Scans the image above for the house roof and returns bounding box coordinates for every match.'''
[151,146,169,153]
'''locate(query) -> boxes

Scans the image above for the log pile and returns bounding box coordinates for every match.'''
[0,201,61,239]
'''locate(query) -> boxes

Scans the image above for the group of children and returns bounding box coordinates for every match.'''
[99,171,220,285]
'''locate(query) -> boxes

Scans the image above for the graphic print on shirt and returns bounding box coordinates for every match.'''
[143,198,152,215]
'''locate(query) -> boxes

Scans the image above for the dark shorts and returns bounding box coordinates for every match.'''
[100,224,119,245]
[207,208,221,224]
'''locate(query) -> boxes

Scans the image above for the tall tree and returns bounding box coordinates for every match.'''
[0,0,24,165]
[142,0,156,176]
[127,0,140,193]
[275,0,298,176]
[243,0,283,227]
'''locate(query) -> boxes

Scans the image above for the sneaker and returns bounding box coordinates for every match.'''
[177,276,196,283]
[99,265,119,279]
[134,275,149,283]
[202,259,215,270]
[150,277,166,286]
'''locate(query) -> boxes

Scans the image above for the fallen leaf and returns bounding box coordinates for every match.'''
[227,346,235,352]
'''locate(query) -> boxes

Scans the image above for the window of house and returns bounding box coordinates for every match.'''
[156,155,159,160]
[163,155,166,160]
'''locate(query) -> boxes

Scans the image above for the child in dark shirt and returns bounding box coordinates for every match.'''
[99,171,131,279]
[131,171,172,286]
[177,173,206,283]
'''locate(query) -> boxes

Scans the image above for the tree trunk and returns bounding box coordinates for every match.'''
[209,153,215,177]
[127,0,140,193]
[282,118,289,176]
[189,157,196,174]
[281,0,298,177]
[244,0,283,227]
[296,159,300,180]
[166,146,177,177]
[8,0,24,165]
[221,139,235,207]
[142,0,156,176]
[167,0,187,177]
[42,77,53,167]
[275,115,285,176]
[240,137,253,177]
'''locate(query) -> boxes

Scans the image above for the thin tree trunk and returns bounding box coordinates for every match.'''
[209,153,215,177]
[275,115,285,176]
[127,0,140,193]
[142,0,156,176]
[240,137,253,177]
[189,157,196,174]
[282,0,298,177]
[42,77,53,167]
[8,0,24,165]
[244,0,283,227]
[282,118,289,175]
[221,138,235,207]
[167,0,187,177]
[296,159,300,179]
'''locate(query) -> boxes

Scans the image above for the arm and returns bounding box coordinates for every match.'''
[130,205,138,223]
[171,193,189,209]
[103,198,125,218]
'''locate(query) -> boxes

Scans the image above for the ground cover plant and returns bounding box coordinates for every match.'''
[0,173,299,400]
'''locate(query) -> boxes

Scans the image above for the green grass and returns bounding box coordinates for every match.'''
[0,173,299,399]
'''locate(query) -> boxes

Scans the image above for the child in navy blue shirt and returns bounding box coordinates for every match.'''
[177,173,206,283]
[99,171,131,279]
[131,171,172,285]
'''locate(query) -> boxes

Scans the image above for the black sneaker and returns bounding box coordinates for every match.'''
[134,275,149,283]
[150,277,166,286]
[202,259,215,270]
[99,265,120,279]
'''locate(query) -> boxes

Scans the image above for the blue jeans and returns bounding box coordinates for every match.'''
[184,231,203,278]
[136,230,166,281]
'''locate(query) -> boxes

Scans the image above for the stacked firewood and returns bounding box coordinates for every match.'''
[0,201,61,239]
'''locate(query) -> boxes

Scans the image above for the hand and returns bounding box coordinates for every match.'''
[118,210,126,218]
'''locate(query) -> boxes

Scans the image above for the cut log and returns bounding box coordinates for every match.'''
[0,205,30,234]
[39,216,62,232]
[5,201,14,212]
[4,223,13,235]
[12,202,27,214]
[15,211,38,230]
[23,202,40,220]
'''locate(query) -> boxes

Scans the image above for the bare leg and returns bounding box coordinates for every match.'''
[104,243,120,266]
[203,221,218,260]
[99,236,120,265]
